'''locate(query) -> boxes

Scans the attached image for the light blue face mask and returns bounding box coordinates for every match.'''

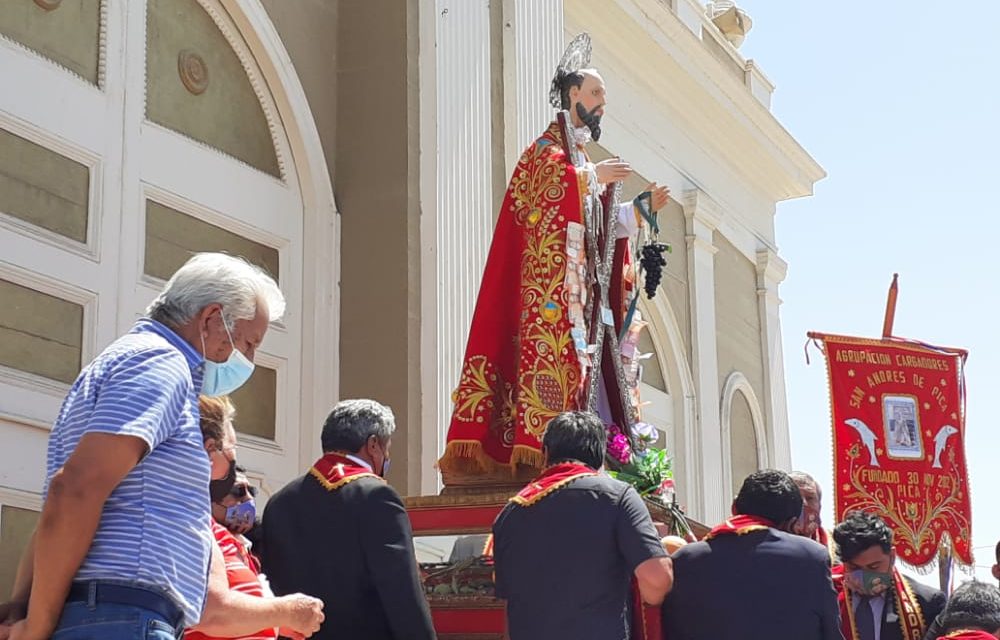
[201,318,255,397]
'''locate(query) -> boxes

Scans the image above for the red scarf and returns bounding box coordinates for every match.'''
[309,452,381,492]
[834,564,926,640]
[938,632,999,640]
[510,462,597,506]
[703,514,775,540]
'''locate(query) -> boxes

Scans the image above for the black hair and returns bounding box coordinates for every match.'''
[557,70,586,110]
[995,539,1000,564]
[732,469,803,525]
[832,511,893,562]
[542,411,606,469]
[940,581,1000,633]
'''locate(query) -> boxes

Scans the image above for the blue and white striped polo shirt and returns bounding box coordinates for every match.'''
[45,318,213,626]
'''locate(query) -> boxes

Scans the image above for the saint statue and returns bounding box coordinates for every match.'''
[439,34,671,476]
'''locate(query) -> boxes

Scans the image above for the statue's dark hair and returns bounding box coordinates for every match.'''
[555,70,586,110]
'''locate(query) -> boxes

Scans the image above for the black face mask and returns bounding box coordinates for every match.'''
[209,459,237,503]
[575,102,603,141]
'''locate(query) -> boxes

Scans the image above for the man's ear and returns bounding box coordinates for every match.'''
[730,502,738,517]
[992,563,1000,581]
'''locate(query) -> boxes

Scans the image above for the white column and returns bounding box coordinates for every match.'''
[421,0,495,492]
[756,248,792,469]
[501,0,563,169]
[682,189,725,524]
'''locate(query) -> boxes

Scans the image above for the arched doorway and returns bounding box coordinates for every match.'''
[0,0,337,593]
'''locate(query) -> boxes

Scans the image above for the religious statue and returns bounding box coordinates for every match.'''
[439,34,671,476]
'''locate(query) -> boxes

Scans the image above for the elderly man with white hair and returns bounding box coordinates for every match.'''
[0,253,323,640]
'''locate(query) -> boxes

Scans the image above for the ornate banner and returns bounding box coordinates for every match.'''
[812,333,972,567]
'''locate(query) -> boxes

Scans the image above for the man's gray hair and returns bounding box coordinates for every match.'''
[789,471,818,489]
[321,399,396,453]
[146,253,285,329]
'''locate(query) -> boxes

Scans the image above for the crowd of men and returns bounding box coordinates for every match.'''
[1,252,999,640]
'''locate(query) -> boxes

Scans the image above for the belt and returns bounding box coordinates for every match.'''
[66,581,183,629]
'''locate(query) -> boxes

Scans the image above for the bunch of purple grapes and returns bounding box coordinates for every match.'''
[640,242,669,299]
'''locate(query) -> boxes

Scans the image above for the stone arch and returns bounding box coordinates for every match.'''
[639,294,698,507]
[720,370,768,500]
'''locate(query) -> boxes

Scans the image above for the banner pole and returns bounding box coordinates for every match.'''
[938,543,953,594]
[881,274,899,338]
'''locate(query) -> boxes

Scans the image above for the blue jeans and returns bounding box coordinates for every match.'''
[51,582,183,640]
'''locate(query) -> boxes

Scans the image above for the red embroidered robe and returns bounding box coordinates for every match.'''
[439,120,636,472]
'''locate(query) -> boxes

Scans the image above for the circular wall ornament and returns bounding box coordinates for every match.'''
[177,49,209,95]
[34,0,63,10]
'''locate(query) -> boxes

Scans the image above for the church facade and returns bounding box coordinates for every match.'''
[0,0,822,594]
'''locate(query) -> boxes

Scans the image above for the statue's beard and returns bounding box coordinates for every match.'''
[575,102,603,141]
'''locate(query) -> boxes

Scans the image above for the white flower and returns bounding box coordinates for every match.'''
[631,421,658,444]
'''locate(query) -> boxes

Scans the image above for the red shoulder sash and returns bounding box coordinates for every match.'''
[309,452,381,492]
[938,632,999,640]
[510,462,597,507]
[703,514,775,540]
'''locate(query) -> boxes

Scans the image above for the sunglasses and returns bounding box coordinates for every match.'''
[230,484,258,499]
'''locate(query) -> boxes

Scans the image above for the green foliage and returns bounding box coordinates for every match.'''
[608,446,672,498]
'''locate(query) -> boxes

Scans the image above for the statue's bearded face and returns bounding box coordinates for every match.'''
[570,69,606,140]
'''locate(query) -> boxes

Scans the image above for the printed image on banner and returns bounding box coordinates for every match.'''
[817,333,971,567]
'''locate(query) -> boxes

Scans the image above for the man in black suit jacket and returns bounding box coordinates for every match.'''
[832,511,946,640]
[260,399,435,640]
[661,469,843,640]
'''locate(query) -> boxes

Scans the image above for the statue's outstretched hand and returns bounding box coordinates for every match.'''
[646,182,671,212]
[595,158,632,184]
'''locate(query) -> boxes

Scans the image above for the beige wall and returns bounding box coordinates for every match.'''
[258,0,338,185]
[259,1,423,493]
[713,232,766,421]
[333,0,423,495]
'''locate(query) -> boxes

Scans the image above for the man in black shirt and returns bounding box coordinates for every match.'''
[492,411,673,640]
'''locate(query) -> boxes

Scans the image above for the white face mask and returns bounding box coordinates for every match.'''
[201,319,255,397]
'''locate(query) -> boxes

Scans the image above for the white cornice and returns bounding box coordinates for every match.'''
[756,247,788,286]
[682,189,724,230]
[565,0,826,204]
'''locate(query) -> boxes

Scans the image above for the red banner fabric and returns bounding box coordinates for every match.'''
[815,333,972,567]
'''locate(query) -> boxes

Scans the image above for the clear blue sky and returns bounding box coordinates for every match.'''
[738,2,1000,584]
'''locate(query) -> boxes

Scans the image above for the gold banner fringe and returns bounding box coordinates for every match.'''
[510,445,545,470]
[437,440,503,474]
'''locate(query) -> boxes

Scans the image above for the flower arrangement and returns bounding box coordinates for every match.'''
[606,422,674,504]
[606,421,696,540]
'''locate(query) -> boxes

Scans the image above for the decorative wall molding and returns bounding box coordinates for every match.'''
[756,247,791,469]
[0,0,108,90]
[720,369,769,502]
[177,49,209,95]
[0,111,103,262]
[0,486,42,511]
[173,0,290,181]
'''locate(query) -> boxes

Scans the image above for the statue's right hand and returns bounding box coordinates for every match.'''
[595,158,632,184]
